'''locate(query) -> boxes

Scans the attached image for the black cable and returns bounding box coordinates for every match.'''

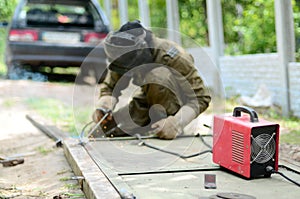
[273,170,300,187]
[203,124,211,129]
[279,164,300,175]
[266,166,300,187]
[80,120,213,159]
[135,134,212,159]
[197,133,212,149]
[80,121,94,139]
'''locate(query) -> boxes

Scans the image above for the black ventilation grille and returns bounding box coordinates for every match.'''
[250,125,278,178]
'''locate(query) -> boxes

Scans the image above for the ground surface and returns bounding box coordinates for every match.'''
[0,79,91,199]
[0,78,299,199]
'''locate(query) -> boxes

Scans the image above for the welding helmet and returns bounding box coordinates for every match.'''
[104,21,153,74]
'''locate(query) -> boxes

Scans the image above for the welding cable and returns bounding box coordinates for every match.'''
[134,134,212,159]
[266,166,300,187]
[197,133,212,149]
[79,121,94,139]
[278,164,300,175]
[203,124,212,129]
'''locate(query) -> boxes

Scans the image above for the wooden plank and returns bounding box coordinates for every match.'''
[63,138,121,199]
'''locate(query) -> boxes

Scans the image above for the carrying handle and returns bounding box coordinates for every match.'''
[233,106,259,123]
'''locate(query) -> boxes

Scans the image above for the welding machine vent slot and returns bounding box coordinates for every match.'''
[232,130,244,164]
[251,133,276,164]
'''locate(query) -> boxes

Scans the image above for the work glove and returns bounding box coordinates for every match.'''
[151,116,181,139]
[92,96,117,123]
[150,105,197,140]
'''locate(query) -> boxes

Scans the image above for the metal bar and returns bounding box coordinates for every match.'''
[118,166,220,176]
[89,134,212,142]
[26,115,66,147]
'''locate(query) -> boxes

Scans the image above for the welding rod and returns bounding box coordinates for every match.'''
[86,112,110,138]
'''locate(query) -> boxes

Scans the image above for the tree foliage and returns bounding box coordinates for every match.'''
[222,0,276,55]
[1,0,300,57]
[293,0,300,60]
[178,0,208,46]
[0,0,18,21]
[99,0,283,55]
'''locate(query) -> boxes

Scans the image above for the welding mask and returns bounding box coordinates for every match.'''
[104,29,153,75]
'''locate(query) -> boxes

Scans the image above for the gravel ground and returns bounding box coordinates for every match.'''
[280,143,300,166]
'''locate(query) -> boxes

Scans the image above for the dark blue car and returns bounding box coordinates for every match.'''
[5,0,110,81]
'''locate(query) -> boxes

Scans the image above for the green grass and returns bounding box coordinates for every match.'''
[63,183,80,190]
[0,61,6,77]
[59,177,70,182]
[281,130,300,145]
[24,95,300,145]
[52,67,79,75]
[25,97,91,136]
[0,28,7,77]
[61,192,85,198]
[2,99,17,108]
[36,146,53,155]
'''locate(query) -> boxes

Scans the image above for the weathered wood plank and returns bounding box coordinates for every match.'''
[63,138,121,199]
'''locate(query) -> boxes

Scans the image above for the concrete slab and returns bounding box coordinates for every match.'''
[64,136,300,199]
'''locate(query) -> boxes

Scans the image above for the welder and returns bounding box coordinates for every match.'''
[92,20,211,139]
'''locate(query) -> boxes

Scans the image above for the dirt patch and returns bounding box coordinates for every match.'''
[0,79,90,199]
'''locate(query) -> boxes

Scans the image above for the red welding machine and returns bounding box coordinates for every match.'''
[213,106,280,178]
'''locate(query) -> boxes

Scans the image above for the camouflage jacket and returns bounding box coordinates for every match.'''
[99,35,211,114]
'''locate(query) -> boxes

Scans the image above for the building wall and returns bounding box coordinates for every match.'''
[289,62,300,117]
[218,53,300,117]
[187,50,300,117]
[220,53,280,100]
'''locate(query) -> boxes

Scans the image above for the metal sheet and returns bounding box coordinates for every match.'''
[84,136,300,199]
[86,136,217,174]
[120,169,300,199]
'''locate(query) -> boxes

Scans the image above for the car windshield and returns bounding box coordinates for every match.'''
[19,1,99,28]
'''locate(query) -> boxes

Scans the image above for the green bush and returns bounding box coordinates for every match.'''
[0,0,17,77]
[0,29,8,77]
[0,0,17,21]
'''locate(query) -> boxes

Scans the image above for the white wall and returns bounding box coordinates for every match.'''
[289,62,300,117]
[220,53,281,101]
[186,49,300,116]
[216,53,300,117]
